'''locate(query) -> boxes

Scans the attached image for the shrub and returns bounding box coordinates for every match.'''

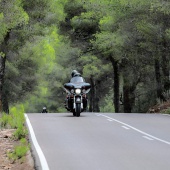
[0,105,25,129]
[163,108,170,114]
[0,113,10,128]
[13,125,28,140]
[8,138,29,162]
[9,105,25,128]
[1,104,30,162]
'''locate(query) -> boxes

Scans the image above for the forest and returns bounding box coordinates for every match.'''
[0,0,170,113]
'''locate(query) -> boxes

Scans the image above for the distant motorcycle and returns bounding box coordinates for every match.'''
[41,107,48,113]
[64,76,91,117]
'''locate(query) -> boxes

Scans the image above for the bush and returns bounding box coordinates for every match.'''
[9,105,25,128]
[163,108,170,114]
[0,105,25,129]
[13,125,28,140]
[8,138,29,162]
[100,93,115,113]
[0,104,30,162]
[0,113,10,128]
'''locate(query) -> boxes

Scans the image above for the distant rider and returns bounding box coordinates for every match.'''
[42,107,48,113]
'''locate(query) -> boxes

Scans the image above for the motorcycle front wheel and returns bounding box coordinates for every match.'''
[75,103,81,117]
[73,111,76,116]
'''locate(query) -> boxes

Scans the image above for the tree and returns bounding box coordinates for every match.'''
[0,0,67,113]
[0,0,29,112]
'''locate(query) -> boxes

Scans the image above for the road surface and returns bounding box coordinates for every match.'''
[25,113,170,170]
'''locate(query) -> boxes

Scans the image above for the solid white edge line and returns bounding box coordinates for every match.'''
[25,114,50,170]
[100,114,170,145]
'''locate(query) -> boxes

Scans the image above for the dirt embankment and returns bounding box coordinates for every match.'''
[0,129,35,170]
[148,100,170,113]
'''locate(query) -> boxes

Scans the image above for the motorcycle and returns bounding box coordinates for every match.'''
[64,81,91,117]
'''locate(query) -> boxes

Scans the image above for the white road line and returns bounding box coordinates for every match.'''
[25,114,50,170]
[122,126,130,130]
[99,114,170,145]
[107,119,113,121]
[143,136,154,141]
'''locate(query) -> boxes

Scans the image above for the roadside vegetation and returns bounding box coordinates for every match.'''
[0,105,29,162]
[7,138,29,163]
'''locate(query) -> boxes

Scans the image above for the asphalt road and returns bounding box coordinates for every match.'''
[25,113,170,170]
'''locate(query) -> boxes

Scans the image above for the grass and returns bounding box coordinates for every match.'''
[0,104,30,162]
[163,108,170,114]
[7,138,30,163]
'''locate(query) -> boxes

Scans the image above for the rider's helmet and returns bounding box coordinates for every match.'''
[74,72,81,77]
[71,70,78,77]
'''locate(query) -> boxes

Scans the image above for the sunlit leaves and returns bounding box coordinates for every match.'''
[93,31,125,60]
[150,1,170,15]
[0,13,7,44]
[71,11,99,33]
[136,20,161,41]
[0,0,29,30]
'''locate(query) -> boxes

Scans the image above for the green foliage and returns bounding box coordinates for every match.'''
[93,31,125,58]
[8,138,29,162]
[100,92,115,113]
[0,0,29,30]
[13,125,28,140]
[9,105,25,128]
[0,113,10,128]
[0,105,29,162]
[71,11,99,33]
[0,13,7,44]
[163,108,170,114]
[0,105,26,133]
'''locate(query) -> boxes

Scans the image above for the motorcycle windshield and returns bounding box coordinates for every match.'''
[70,77,85,83]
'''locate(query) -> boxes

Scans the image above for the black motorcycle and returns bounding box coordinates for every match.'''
[64,77,91,117]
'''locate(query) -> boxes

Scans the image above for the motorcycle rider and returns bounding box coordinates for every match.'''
[65,70,87,111]
[71,70,80,78]
[41,106,48,113]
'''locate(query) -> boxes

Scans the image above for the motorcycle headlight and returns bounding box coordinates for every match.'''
[75,89,81,94]
[71,89,74,93]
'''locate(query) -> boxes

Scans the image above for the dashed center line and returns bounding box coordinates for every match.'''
[107,119,113,121]
[143,136,154,141]
[122,126,130,130]
[97,114,170,145]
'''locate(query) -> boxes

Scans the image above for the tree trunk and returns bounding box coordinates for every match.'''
[154,58,166,101]
[89,91,93,112]
[0,32,10,113]
[2,92,9,114]
[0,55,7,113]
[122,64,138,113]
[94,82,100,112]
[161,39,170,91]
[110,56,120,113]
[123,85,132,113]
[89,76,100,112]
[89,77,95,112]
